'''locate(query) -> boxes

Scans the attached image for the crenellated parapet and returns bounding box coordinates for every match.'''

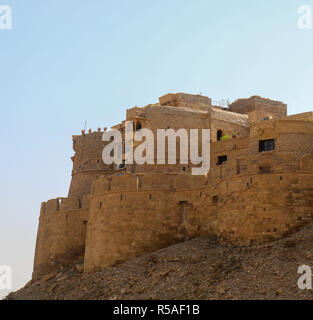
[40,194,90,214]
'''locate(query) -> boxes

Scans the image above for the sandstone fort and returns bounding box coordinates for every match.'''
[32,93,313,280]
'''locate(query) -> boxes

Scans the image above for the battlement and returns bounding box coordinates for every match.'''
[40,195,90,216]
[93,173,207,195]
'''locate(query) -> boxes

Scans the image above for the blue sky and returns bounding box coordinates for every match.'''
[1,0,313,296]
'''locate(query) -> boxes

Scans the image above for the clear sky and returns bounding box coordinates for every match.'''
[1,0,313,298]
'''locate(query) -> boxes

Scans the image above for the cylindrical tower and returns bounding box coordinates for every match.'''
[68,130,114,200]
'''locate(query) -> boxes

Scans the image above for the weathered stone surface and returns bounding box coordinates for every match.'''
[76,264,84,273]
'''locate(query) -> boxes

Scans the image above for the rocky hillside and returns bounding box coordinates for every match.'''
[7,223,313,300]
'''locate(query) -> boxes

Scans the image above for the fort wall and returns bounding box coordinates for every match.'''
[84,121,313,271]
[217,172,313,245]
[32,197,89,280]
[212,122,313,245]
[83,174,217,272]
[32,93,313,279]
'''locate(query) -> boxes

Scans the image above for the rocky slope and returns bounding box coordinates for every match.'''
[6,223,313,300]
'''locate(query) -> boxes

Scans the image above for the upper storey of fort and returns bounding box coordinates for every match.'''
[66,92,311,198]
[125,93,288,129]
[228,95,287,123]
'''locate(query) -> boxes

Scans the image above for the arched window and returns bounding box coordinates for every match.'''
[136,122,142,131]
[217,130,223,141]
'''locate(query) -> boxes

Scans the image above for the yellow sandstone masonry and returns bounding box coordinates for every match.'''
[32,93,313,279]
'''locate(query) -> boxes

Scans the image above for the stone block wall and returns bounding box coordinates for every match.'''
[83,174,217,273]
[217,172,313,245]
[32,196,89,280]
[229,96,287,123]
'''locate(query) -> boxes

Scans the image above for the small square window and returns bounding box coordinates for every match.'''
[217,155,227,166]
[259,139,275,152]
[259,166,271,174]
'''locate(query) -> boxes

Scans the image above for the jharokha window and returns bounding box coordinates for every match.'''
[259,139,275,152]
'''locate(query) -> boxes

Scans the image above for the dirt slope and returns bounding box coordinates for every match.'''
[7,223,313,300]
